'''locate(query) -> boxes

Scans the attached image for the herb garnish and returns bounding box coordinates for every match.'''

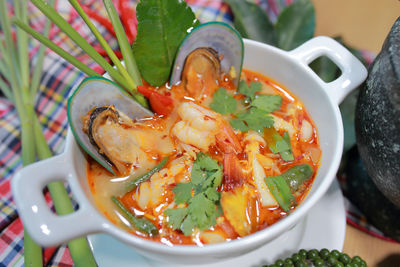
[210,80,282,134]
[165,152,223,235]
[209,88,237,114]
[264,128,294,162]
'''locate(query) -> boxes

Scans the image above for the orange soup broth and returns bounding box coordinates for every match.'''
[87,68,321,246]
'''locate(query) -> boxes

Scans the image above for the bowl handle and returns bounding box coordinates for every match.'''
[11,153,103,247]
[289,36,368,104]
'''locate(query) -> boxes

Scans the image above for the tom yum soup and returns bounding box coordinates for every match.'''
[84,61,322,245]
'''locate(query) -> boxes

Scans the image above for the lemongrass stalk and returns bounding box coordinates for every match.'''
[101,0,148,107]
[0,1,18,69]
[102,0,142,87]
[29,0,54,100]
[14,0,30,89]
[0,78,14,102]
[33,115,98,267]
[68,0,135,88]
[0,1,22,89]
[13,19,100,77]
[0,58,13,87]
[30,0,130,90]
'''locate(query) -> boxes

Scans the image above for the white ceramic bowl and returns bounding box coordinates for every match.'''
[12,37,367,265]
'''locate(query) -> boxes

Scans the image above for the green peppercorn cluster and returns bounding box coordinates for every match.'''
[264,248,367,267]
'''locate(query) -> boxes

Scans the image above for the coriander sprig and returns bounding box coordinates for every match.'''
[165,152,223,235]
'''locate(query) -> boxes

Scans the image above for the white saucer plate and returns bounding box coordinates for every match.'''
[88,179,346,267]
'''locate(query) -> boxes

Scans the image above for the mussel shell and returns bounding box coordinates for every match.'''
[170,21,244,87]
[67,77,153,174]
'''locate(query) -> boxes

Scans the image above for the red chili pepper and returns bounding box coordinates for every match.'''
[137,85,174,116]
[118,0,136,43]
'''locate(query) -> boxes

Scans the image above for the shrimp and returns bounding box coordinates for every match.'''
[172,101,245,191]
[135,156,192,210]
[172,102,219,151]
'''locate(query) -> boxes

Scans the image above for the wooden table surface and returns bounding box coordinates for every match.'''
[311,0,400,266]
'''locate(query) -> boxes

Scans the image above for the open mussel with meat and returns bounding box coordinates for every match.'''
[67,77,153,175]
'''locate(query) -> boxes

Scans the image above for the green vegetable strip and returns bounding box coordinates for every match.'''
[29,0,129,89]
[265,176,296,212]
[0,77,14,102]
[0,2,41,265]
[29,0,54,100]
[68,0,135,88]
[126,156,169,192]
[33,115,97,266]
[13,19,100,77]
[280,164,314,192]
[102,0,142,87]
[14,0,30,89]
[111,196,158,236]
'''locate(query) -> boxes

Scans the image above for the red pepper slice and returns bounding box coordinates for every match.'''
[137,85,174,116]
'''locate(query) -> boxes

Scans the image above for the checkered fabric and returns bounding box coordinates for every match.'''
[0,0,393,266]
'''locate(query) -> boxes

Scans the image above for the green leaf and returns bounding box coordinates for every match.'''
[204,187,220,202]
[172,182,193,204]
[189,193,218,230]
[133,0,200,86]
[269,131,294,161]
[251,94,282,113]
[236,107,274,132]
[238,80,261,101]
[210,88,237,114]
[166,152,222,235]
[230,118,249,132]
[191,152,221,186]
[181,214,195,236]
[275,0,315,51]
[224,0,277,46]
[164,208,188,230]
[309,56,340,83]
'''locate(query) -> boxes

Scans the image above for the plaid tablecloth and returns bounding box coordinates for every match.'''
[0,0,393,266]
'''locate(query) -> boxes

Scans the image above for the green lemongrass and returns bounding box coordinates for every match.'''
[29,0,54,100]
[102,0,142,87]
[0,1,17,68]
[68,0,135,88]
[30,0,129,90]
[33,115,97,267]
[1,1,42,265]
[102,0,148,106]
[13,19,100,77]
[14,0,30,89]
[0,78,14,102]
[0,1,22,89]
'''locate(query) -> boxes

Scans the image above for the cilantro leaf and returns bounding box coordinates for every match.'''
[172,182,193,204]
[165,153,223,235]
[204,187,220,202]
[210,88,237,114]
[269,131,294,161]
[251,94,282,113]
[189,193,218,230]
[164,208,188,230]
[181,214,195,236]
[238,81,262,101]
[230,118,249,132]
[191,152,222,187]
[234,108,274,133]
